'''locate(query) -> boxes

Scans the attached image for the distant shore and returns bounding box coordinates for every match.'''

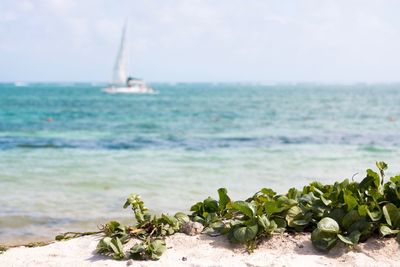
[1,232,399,267]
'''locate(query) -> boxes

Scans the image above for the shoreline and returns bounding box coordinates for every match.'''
[1,232,399,266]
[1,237,54,247]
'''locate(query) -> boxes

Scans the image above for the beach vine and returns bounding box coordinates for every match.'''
[67,162,400,260]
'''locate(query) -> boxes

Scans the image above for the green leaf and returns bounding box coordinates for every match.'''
[328,209,346,225]
[257,214,270,230]
[161,214,178,226]
[192,215,205,224]
[293,219,310,226]
[149,239,166,260]
[123,194,149,224]
[123,194,147,211]
[130,243,148,260]
[204,197,219,213]
[366,207,382,222]
[368,169,381,188]
[266,220,278,233]
[360,170,380,190]
[337,231,361,245]
[190,202,204,214]
[232,201,256,218]
[174,212,190,224]
[130,243,144,256]
[264,196,296,215]
[376,161,388,171]
[343,191,358,211]
[109,237,125,260]
[233,224,258,242]
[264,201,281,215]
[218,188,231,212]
[129,239,166,261]
[357,205,368,217]
[260,188,276,198]
[96,237,112,254]
[390,175,400,183]
[367,188,383,201]
[285,206,302,228]
[347,219,372,241]
[317,217,340,234]
[311,229,337,252]
[205,212,219,225]
[209,221,225,231]
[376,161,388,183]
[320,195,332,206]
[380,225,400,237]
[272,217,287,229]
[0,245,7,254]
[287,188,300,199]
[116,237,124,251]
[383,203,400,227]
[342,210,362,229]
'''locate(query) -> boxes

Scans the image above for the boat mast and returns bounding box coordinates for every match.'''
[112,21,128,85]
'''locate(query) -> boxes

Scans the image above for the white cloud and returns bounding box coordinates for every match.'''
[19,0,35,12]
[94,18,121,44]
[264,15,291,25]
[1,0,400,82]
[41,0,76,14]
[0,11,17,22]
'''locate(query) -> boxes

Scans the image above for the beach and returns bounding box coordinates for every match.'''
[1,83,400,244]
[2,1,400,266]
[1,233,399,266]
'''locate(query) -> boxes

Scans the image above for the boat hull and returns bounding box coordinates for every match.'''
[103,86,154,94]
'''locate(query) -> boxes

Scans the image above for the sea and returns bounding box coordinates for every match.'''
[0,82,400,244]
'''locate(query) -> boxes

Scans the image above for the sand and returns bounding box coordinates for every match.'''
[1,233,399,267]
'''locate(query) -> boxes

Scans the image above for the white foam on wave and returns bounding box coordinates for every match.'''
[14,82,28,87]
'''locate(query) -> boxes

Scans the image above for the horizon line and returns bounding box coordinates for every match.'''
[2,80,400,85]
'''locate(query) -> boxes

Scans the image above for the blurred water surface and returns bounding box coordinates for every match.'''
[1,82,400,243]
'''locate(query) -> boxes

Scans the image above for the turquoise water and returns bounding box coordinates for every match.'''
[1,83,400,243]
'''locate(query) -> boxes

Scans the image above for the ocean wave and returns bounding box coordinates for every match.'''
[0,215,73,229]
[0,134,399,150]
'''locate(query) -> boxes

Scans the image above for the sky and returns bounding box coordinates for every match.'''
[0,0,400,83]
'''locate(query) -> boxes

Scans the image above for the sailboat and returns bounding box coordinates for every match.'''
[104,22,154,94]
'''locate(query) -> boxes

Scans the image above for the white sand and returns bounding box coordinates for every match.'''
[1,233,399,267]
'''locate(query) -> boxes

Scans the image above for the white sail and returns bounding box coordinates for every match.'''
[103,20,154,94]
[112,22,127,85]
